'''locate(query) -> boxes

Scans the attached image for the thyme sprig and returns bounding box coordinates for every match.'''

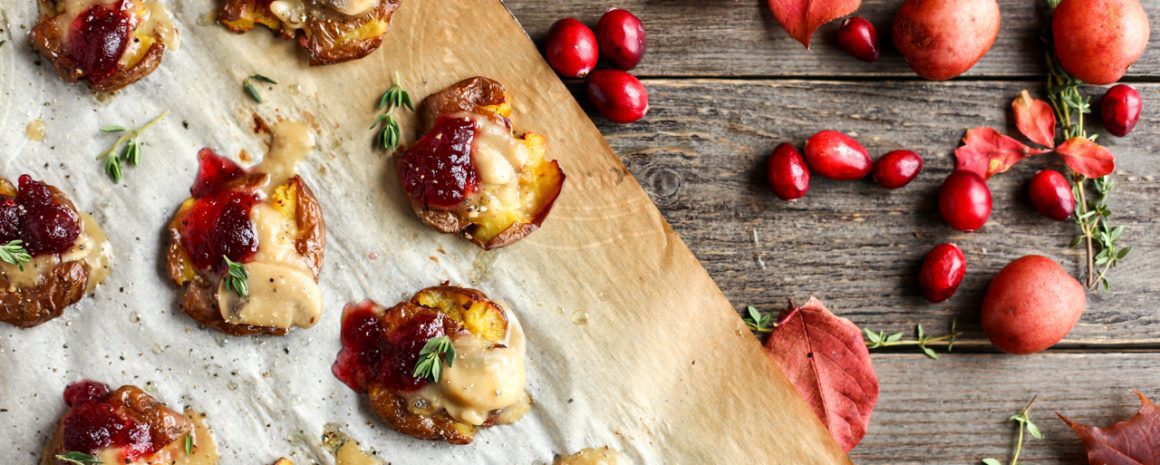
[223,256,249,297]
[243,74,278,103]
[1045,0,1128,290]
[372,72,413,151]
[863,321,959,359]
[0,240,32,271]
[743,305,776,334]
[184,433,194,455]
[412,335,455,383]
[981,396,1043,465]
[97,110,169,183]
[55,452,102,465]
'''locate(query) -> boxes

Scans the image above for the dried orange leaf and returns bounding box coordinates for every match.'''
[1012,90,1057,148]
[954,127,1051,179]
[1056,137,1115,179]
[767,0,862,48]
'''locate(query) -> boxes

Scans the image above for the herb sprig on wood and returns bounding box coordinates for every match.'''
[371,72,413,151]
[743,305,776,334]
[981,396,1042,465]
[97,110,169,183]
[863,321,959,359]
[412,335,455,383]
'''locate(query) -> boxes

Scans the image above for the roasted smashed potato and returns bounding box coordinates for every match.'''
[396,77,566,250]
[219,0,401,65]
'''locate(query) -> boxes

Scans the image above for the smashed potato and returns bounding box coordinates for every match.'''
[219,0,401,65]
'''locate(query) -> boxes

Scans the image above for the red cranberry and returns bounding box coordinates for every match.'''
[1028,169,1075,221]
[586,70,649,124]
[872,150,924,189]
[1100,84,1142,137]
[0,196,20,242]
[544,18,599,78]
[62,403,132,453]
[192,148,247,198]
[767,143,810,200]
[939,171,992,232]
[68,2,132,84]
[64,380,111,407]
[17,175,80,256]
[397,116,479,209]
[918,243,966,303]
[333,303,386,392]
[596,8,646,70]
[837,17,880,63]
[180,191,260,270]
[803,130,872,180]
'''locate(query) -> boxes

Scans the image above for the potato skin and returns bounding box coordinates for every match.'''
[418,77,511,133]
[893,0,1001,80]
[1053,0,1150,85]
[981,255,1086,354]
[219,0,401,65]
[29,7,168,93]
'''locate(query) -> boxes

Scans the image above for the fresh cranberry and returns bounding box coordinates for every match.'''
[837,17,880,63]
[17,175,80,255]
[68,1,132,84]
[597,8,646,70]
[1028,169,1075,221]
[767,143,810,200]
[803,130,872,180]
[1100,84,1142,137]
[872,150,924,189]
[0,196,20,242]
[192,148,247,198]
[64,380,112,407]
[586,70,649,124]
[545,18,599,78]
[939,171,992,232]
[918,243,966,303]
[398,116,479,209]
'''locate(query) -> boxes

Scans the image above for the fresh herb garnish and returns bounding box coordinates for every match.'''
[243,74,278,103]
[223,256,248,297]
[742,305,776,334]
[981,396,1042,465]
[184,433,194,455]
[864,321,959,359]
[371,72,413,151]
[55,451,102,465]
[0,240,32,271]
[412,335,455,383]
[97,110,169,183]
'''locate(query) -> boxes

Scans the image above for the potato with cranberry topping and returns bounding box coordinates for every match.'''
[397,77,566,250]
[219,0,401,65]
[0,175,112,328]
[30,0,178,92]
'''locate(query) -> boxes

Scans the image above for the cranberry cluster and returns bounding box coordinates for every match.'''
[60,381,155,460]
[397,116,479,209]
[332,302,454,393]
[0,175,81,256]
[68,0,133,84]
[178,149,260,270]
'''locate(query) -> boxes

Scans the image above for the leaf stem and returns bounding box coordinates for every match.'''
[96,110,170,161]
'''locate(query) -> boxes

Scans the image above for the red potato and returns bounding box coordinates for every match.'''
[802,130,872,180]
[918,243,966,303]
[1053,0,1150,85]
[939,170,992,232]
[893,0,1002,80]
[767,143,811,200]
[597,8,647,70]
[545,18,599,78]
[981,255,1085,354]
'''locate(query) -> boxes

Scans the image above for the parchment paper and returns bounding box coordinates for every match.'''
[0,1,849,463]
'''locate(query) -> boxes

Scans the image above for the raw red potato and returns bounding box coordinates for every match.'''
[918,243,966,303]
[803,130,872,180]
[893,0,1001,80]
[545,18,599,78]
[938,171,991,232]
[586,70,649,123]
[981,255,1085,354]
[1028,170,1076,221]
[597,8,646,70]
[872,150,923,189]
[837,17,880,63]
[767,143,811,200]
[1101,84,1143,137]
[1052,0,1150,85]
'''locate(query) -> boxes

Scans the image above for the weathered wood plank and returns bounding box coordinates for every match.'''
[589,79,1160,345]
[852,352,1160,464]
[506,0,1160,79]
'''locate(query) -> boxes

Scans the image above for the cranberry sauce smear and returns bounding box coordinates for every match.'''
[12,175,81,256]
[333,302,447,393]
[179,149,260,270]
[60,385,154,459]
[68,0,133,84]
[64,380,112,407]
[0,196,20,242]
[397,116,479,209]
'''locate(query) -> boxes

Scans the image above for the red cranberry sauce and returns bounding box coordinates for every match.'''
[397,116,479,209]
[178,148,260,271]
[68,0,135,84]
[333,302,456,393]
[59,380,155,461]
[0,175,82,257]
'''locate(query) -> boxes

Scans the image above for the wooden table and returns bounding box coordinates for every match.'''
[507,1,1160,463]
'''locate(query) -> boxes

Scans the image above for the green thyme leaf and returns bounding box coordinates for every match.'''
[250,74,277,85]
[104,154,123,183]
[412,335,455,383]
[244,80,262,103]
[100,125,127,133]
[55,452,102,465]
[981,459,1002,465]
[0,240,32,271]
[97,110,168,183]
[185,433,194,455]
[223,256,249,297]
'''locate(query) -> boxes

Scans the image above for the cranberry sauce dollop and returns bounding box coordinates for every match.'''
[0,175,82,256]
[397,116,479,209]
[68,0,133,84]
[59,380,155,460]
[178,148,260,270]
[333,302,459,393]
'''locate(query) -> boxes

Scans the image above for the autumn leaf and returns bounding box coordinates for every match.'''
[1012,90,1057,148]
[764,297,878,451]
[767,0,862,48]
[954,127,1052,179]
[1056,137,1116,179]
[1058,391,1160,465]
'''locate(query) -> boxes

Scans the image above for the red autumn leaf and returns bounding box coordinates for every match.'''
[1057,137,1116,179]
[1012,90,1057,148]
[764,297,878,451]
[767,0,861,48]
[954,127,1051,179]
[1058,391,1160,465]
